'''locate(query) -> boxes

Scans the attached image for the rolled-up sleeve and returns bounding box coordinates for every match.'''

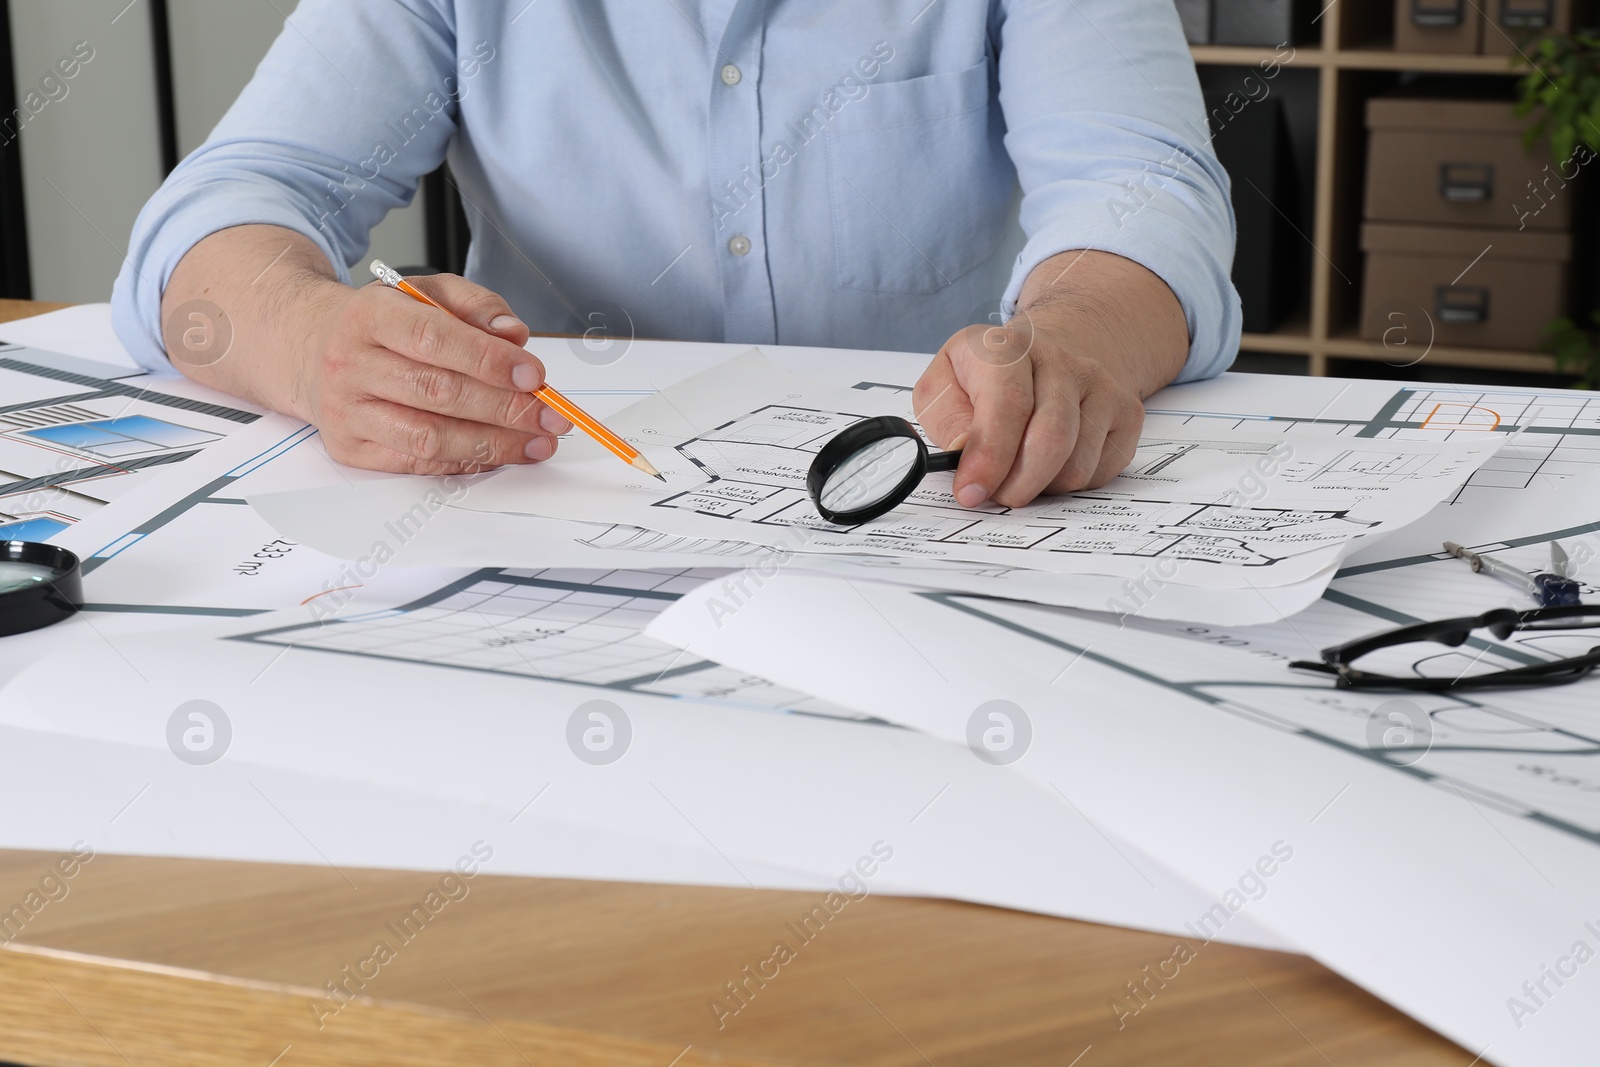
[994,0,1241,382]
[111,0,459,371]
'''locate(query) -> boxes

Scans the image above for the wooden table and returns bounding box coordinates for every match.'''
[0,300,1471,1066]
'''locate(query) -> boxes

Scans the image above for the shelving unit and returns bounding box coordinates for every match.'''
[1191,2,1562,377]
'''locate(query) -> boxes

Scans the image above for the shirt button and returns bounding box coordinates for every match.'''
[727,234,752,256]
[720,64,742,86]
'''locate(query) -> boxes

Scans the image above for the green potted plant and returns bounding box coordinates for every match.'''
[1515,30,1600,163]
[1515,30,1600,386]
[1542,311,1600,388]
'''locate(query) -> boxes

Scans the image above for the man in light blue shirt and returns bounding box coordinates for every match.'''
[115,0,1239,508]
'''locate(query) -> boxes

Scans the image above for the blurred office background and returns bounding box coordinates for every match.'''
[1182,0,1599,386]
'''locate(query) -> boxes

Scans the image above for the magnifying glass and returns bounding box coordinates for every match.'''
[0,541,83,637]
[807,416,962,525]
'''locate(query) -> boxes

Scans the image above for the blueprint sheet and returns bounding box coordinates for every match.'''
[0,723,841,893]
[0,343,263,542]
[645,448,1600,1067]
[0,571,1287,949]
[459,351,1503,586]
[647,567,1600,1067]
[52,414,428,619]
[1145,372,1600,512]
[251,472,1339,625]
[258,355,1600,625]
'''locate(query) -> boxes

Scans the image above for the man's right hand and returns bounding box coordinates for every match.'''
[160,226,571,476]
[299,272,573,475]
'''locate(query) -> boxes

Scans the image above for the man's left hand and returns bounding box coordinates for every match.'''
[912,250,1191,509]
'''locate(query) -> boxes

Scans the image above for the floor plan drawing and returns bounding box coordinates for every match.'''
[1291,447,1435,481]
[18,414,222,459]
[58,422,346,617]
[454,354,1507,585]
[933,504,1600,849]
[936,588,1600,848]
[233,566,869,720]
[1149,385,1600,501]
[634,402,1491,576]
[0,344,259,540]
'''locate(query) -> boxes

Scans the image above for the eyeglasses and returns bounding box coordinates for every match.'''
[1291,605,1600,691]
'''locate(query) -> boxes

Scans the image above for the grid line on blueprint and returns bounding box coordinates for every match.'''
[1148,387,1600,500]
[1380,390,1600,492]
[232,567,870,717]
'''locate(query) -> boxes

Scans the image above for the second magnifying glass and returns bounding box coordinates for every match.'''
[807,416,963,525]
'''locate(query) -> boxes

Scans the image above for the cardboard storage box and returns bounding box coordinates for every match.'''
[1366,97,1572,231]
[1212,0,1317,45]
[1481,0,1573,56]
[1361,223,1570,350]
[1175,0,1212,43]
[1395,0,1484,53]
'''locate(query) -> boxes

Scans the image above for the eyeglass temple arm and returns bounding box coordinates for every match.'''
[1317,617,1479,666]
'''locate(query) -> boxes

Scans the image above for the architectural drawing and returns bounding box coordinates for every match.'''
[634,400,1488,575]
[0,344,257,539]
[1149,384,1600,501]
[234,566,869,720]
[936,510,1600,848]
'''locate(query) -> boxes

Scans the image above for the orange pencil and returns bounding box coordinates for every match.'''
[369,260,664,481]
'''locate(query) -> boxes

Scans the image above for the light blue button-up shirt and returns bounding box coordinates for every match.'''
[113,0,1240,381]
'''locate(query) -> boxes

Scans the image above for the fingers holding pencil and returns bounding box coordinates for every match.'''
[366,270,552,401]
[370,260,662,481]
[396,271,534,352]
[291,268,566,475]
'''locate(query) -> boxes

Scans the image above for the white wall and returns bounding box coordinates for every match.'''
[9,1,166,304]
[9,0,427,304]
[166,0,298,158]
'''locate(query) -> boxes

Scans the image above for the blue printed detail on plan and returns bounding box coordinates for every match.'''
[0,343,256,541]
[22,415,221,458]
[0,516,69,541]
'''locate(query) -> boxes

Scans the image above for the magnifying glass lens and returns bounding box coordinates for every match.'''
[819,436,922,514]
[808,414,961,526]
[0,562,60,595]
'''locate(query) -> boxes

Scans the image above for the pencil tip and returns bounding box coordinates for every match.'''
[653,472,667,483]
[629,455,665,481]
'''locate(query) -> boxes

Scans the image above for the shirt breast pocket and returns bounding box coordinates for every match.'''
[826,59,1012,296]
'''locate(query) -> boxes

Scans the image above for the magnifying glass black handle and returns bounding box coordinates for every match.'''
[926,450,961,473]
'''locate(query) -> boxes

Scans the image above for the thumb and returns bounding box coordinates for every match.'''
[406,273,531,347]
